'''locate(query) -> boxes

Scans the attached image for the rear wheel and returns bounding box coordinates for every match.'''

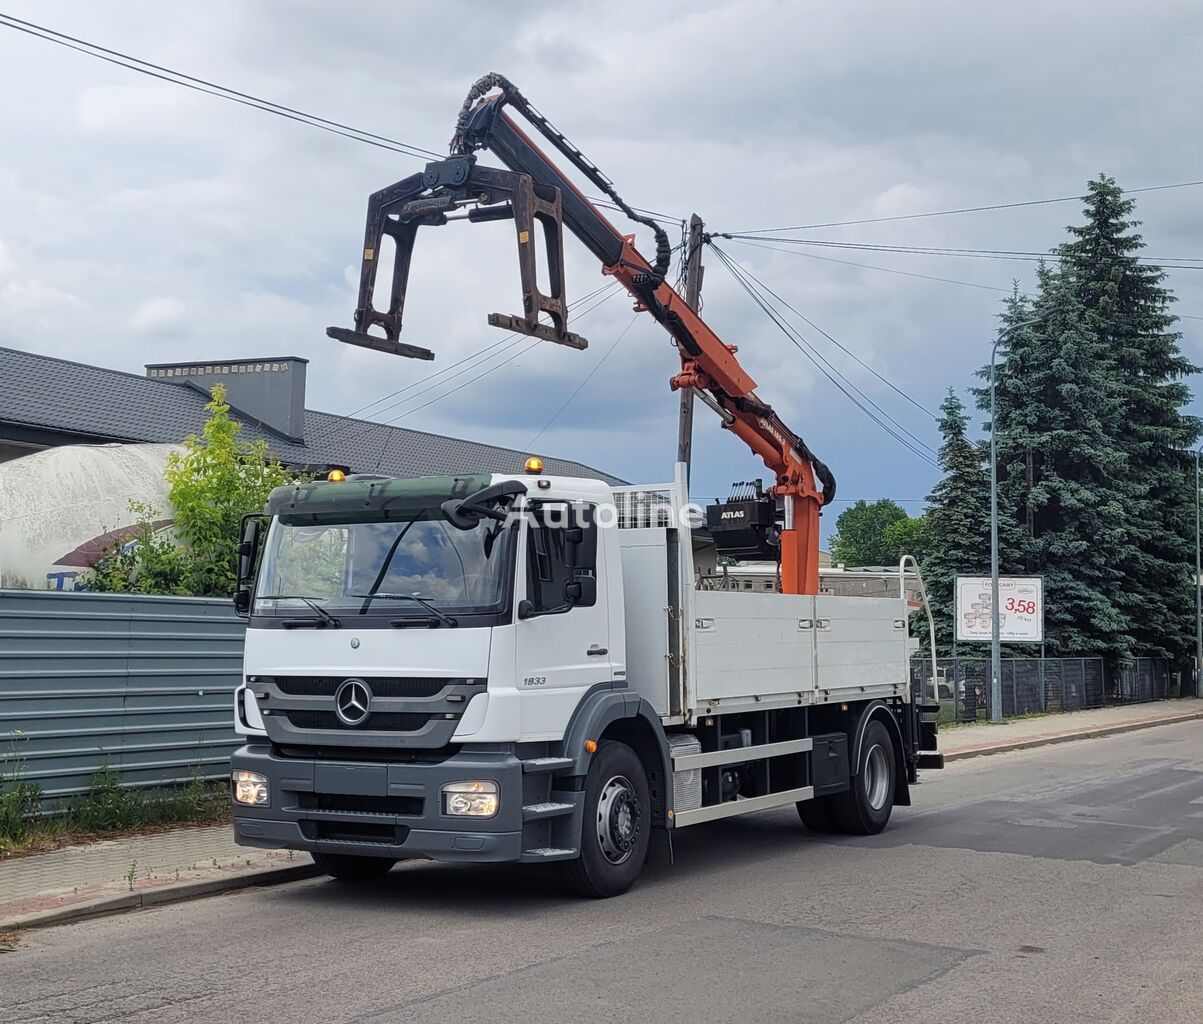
[560,740,650,899]
[830,719,896,835]
[797,794,839,832]
[312,851,396,881]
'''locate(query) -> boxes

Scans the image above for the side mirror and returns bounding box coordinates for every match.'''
[517,598,535,620]
[565,576,596,606]
[237,516,262,583]
[233,587,252,616]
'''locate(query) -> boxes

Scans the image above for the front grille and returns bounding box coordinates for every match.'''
[282,710,434,732]
[296,792,423,816]
[274,744,461,764]
[301,820,410,845]
[264,676,467,698]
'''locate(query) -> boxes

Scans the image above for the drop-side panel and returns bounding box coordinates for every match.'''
[618,529,671,714]
[814,595,910,693]
[691,591,814,704]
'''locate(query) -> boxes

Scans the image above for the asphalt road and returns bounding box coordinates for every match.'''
[4,721,1203,1024]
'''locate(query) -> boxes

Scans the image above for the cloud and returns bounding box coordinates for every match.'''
[128,297,187,335]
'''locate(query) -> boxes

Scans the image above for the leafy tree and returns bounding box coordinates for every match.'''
[91,386,292,596]
[881,515,932,564]
[1057,175,1200,660]
[829,499,913,567]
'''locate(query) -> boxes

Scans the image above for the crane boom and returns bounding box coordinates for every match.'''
[327,75,835,595]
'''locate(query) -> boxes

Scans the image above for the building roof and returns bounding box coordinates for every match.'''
[0,345,623,483]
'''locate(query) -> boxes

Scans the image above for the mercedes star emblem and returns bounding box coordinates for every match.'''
[350,637,360,649]
[334,678,372,727]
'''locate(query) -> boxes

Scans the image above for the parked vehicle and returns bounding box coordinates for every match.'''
[230,466,941,897]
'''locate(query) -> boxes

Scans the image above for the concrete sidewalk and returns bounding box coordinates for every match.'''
[3,699,1201,933]
[940,697,1203,759]
[0,824,318,932]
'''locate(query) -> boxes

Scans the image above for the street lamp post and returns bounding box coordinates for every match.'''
[1195,448,1202,697]
[990,319,1041,724]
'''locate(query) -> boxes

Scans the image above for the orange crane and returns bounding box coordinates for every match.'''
[327,74,835,595]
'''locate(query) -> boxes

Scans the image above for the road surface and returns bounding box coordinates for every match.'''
[4,721,1202,1024]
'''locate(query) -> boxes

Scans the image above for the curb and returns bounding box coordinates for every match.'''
[0,863,321,933]
[943,708,1203,762]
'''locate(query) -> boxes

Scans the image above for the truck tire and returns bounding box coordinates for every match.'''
[560,740,650,899]
[311,851,397,881]
[830,719,895,835]
[796,795,839,832]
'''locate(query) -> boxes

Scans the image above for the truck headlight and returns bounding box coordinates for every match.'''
[232,770,269,806]
[441,780,499,818]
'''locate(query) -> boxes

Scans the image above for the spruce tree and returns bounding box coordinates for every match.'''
[1057,176,1200,661]
[982,270,1136,660]
[923,388,991,653]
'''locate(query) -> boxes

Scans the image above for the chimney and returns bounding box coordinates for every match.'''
[145,356,309,440]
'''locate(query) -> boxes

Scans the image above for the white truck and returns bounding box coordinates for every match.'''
[230,464,941,897]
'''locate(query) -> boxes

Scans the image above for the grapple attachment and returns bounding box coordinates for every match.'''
[326,155,587,360]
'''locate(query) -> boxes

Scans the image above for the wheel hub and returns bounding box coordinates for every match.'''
[864,743,891,811]
[596,774,641,864]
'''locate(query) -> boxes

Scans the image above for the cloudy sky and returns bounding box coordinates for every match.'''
[2,1,1201,538]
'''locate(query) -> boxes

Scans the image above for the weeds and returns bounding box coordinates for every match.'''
[125,859,138,892]
[0,734,42,853]
[1,756,228,856]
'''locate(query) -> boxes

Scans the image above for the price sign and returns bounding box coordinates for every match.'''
[955,576,1044,643]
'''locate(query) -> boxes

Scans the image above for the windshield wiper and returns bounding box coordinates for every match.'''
[268,595,341,628]
[347,592,458,628]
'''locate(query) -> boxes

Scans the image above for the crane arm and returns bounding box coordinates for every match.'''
[327,75,835,595]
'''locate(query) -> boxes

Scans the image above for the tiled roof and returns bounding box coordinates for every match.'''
[0,345,623,484]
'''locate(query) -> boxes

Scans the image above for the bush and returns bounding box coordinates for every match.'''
[89,385,293,597]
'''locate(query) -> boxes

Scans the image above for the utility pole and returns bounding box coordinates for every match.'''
[677,214,705,483]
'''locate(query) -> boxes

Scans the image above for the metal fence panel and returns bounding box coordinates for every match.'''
[0,589,244,803]
[911,655,1168,723]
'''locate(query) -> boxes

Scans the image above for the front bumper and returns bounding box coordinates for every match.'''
[231,743,528,863]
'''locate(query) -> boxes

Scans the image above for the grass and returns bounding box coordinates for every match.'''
[937,704,1060,730]
[0,761,229,859]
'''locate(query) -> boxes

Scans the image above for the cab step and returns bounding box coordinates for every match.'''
[521,756,574,775]
[521,847,577,861]
[522,801,575,821]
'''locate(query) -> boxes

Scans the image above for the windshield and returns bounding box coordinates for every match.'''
[253,512,513,619]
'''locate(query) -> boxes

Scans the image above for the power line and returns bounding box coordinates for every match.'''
[341,281,618,422]
[526,314,640,448]
[715,247,937,423]
[733,178,1203,234]
[375,285,623,423]
[369,286,626,469]
[0,14,685,230]
[729,237,1009,293]
[0,13,441,160]
[709,244,939,468]
[718,234,1203,270]
[728,238,1203,320]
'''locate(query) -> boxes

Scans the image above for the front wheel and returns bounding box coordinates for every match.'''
[560,740,650,899]
[312,851,397,881]
[830,719,896,835]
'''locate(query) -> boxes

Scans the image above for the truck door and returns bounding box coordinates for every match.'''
[514,501,611,739]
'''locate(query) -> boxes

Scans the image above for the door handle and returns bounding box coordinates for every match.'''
[586,646,608,656]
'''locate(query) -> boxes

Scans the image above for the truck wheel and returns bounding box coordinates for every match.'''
[830,720,895,835]
[311,851,396,881]
[797,795,838,832]
[560,740,650,899]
